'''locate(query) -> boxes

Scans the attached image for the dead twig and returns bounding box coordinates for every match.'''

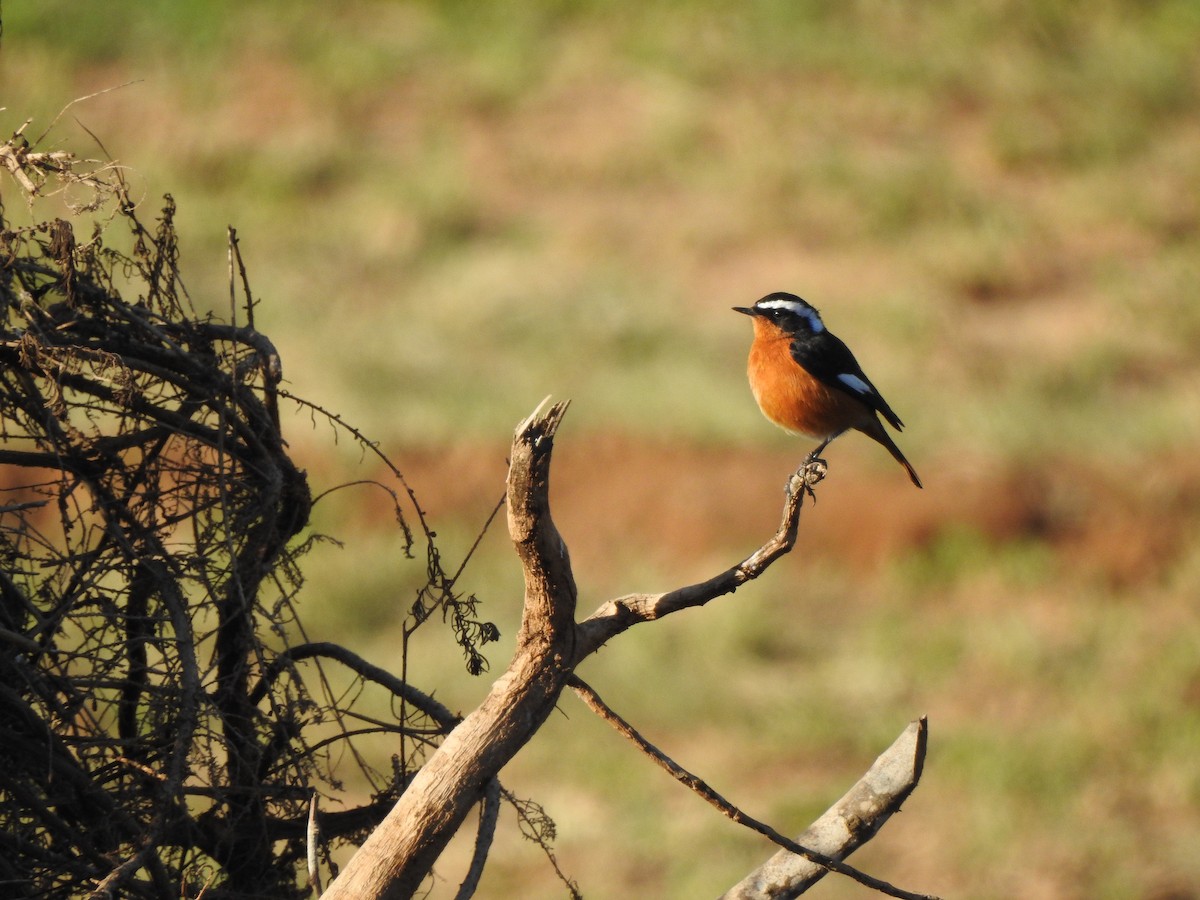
[721,719,928,898]
[569,677,937,900]
[573,461,822,661]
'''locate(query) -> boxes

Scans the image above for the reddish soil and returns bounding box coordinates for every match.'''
[6,432,1191,592]
[349,435,1200,590]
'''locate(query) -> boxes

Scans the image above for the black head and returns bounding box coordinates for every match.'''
[732,292,826,336]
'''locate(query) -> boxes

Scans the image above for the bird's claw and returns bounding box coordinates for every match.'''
[804,456,828,482]
[787,457,828,501]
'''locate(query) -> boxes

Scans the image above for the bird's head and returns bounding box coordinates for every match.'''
[733,292,825,337]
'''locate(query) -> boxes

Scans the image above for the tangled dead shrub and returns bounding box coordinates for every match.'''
[0,125,502,898]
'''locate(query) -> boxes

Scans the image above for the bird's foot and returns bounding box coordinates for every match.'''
[787,457,828,501]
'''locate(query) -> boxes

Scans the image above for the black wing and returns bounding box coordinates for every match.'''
[789,330,905,431]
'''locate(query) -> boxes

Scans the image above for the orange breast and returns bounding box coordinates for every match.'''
[746,325,868,439]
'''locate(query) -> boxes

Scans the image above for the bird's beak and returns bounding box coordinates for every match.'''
[732,306,755,316]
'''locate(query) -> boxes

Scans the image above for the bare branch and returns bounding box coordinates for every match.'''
[573,466,814,661]
[250,641,459,731]
[570,678,937,900]
[454,778,501,900]
[308,792,323,896]
[721,718,930,899]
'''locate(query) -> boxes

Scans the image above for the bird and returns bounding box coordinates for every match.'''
[734,291,922,488]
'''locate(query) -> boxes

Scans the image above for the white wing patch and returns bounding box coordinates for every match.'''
[798,308,825,334]
[756,298,825,333]
[836,373,871,395]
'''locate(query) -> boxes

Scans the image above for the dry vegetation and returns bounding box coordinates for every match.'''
[3,1,1200,897]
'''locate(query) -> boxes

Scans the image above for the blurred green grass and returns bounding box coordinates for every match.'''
[4,1,1200,896]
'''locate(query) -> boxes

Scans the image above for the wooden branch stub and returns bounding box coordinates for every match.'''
[323,399,580,900]
[507,398,577,651]
[720,718,929,900]
[505,396,569,546]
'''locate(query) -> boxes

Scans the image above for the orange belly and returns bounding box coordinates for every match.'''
[747,334,868,439]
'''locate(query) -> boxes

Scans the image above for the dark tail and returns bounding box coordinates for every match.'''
[859,418,923,489]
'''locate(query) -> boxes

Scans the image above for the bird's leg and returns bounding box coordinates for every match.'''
[805,435,833,466]
[791,435,837,501]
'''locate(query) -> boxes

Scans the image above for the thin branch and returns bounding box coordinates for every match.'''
[250,641,459,730]
[308,791,323,896]
[86,840,157,900]
[569,677,938,900]
[33,81,143,147]
[722,720,929,899]
[499,786,582,899]
[573,466,818,662]
[454,778,501,900]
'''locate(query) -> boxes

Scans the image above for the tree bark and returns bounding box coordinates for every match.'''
[322,400,577,900]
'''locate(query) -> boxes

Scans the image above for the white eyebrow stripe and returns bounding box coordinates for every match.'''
[837,373,871,395]
[756,299,825,332]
